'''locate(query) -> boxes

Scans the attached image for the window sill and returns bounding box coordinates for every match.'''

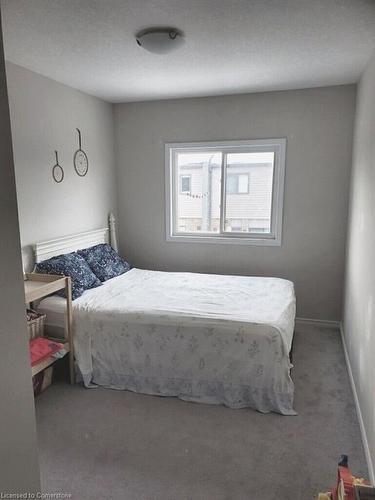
[166,234,281,246]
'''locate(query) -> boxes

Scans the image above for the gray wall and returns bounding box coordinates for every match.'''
[114,86,356,320]
[6,62,117,251]
[343,50,375,481]
[0,17,40,493]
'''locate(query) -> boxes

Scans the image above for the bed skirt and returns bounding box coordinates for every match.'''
[75,313,296,415]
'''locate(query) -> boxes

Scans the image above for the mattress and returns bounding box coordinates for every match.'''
[37,294,66,338]
[39,268,296,414]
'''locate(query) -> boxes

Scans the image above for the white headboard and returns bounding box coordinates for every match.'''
[33,212,118,264]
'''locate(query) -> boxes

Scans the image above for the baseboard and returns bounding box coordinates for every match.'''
[295,317,340,329]
[340,322,375,484]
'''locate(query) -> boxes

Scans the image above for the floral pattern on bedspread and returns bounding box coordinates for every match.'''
[72,269,296,415]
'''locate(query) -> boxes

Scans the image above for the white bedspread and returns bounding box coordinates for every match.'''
[70,268,296,415]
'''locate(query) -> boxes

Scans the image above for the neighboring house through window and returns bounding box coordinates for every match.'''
[180,174,191,193]
[165,138,286,246]
[226,173,249,194]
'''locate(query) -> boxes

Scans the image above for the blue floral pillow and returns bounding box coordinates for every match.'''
[78,244,131,282]
[35,252,102,300]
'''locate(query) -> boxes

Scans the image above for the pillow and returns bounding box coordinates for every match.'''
[35,252,102,300]
[78,243,131,282]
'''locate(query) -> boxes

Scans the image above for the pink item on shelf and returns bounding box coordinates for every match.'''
[29,337,64,366]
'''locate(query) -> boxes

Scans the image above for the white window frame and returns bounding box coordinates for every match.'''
[165,138,286,246]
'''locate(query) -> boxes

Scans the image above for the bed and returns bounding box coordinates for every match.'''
[34,214,297,415]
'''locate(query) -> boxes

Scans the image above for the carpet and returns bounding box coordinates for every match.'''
[35,323,368,500]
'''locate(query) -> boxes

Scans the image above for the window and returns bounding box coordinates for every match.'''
[226,173,249,194]
[180,174,191,193]
[165,138,286,246]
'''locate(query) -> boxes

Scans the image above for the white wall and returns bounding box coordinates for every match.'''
[342,50,375,482]
[0,18,40,493]
[6,62,117,253]
[115,86,356,320]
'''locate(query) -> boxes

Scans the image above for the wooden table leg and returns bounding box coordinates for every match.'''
[65,277,74,384]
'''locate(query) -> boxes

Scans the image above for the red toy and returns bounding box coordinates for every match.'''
[331,456,369,500]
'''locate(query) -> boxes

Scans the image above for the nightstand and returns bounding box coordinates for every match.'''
[24,273,74,384]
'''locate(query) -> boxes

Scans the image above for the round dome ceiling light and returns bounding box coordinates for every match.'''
[136,28,184,54]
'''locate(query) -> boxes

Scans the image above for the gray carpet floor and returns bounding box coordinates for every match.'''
[35,324,368,500]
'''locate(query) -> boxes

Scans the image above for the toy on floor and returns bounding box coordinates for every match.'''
[317,455,369,500]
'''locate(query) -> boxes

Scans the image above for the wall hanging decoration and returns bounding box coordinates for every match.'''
[52,150,64,183]
[74,128,89,177]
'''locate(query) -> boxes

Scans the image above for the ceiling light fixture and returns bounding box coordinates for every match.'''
[135,28,184,54]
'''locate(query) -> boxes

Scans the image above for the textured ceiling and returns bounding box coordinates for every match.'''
[2,0,375,103]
